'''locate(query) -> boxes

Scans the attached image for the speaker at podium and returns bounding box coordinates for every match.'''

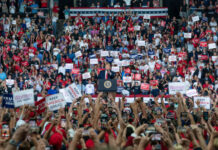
[98,79,117,92]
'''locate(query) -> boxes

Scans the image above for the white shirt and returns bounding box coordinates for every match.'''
[85,84,95,95]
[43,42,52,52]
[58,66,66,75]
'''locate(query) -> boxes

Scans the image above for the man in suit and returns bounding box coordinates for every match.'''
[98,63,115,79]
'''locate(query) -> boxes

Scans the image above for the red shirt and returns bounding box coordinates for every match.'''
[41,0,48,7]
[29,47,37,55]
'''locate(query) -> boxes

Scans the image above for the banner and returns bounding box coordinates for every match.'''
[70,7,168,17]
[168,82,187,95]
[194,97,210,109]
[192,16,199,22]
[122,60,130,66]
[90,58,98,65]
[2,94,14,108]
[35,97,46,114]
[186,89,198,97]
[65,63,74,69]
[132,74,141,80]
[59,88,72,103]
[46,93,66,111]
[150,80,158,86]
[200,41,207,47]
[66,83,82,100]
[110,51,119,57]
[75,51,82,58]
[82,72,91,79]
[71,68,80,74]
[111,66,120,72]
[141,83,150,90]
[208,43,216,49]
[101,51,109,57]
[212,56,217,62]
[123,76,132,83]
[138,41,146,46]
[169,55,177,62]
[143,14,151,19]
[184,33,192,38]
[134,25,140,31]
[13,89,34,107]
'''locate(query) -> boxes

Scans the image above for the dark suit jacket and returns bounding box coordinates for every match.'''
[98,70,115,79]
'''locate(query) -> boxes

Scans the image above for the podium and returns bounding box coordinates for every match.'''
[98,79,117,92]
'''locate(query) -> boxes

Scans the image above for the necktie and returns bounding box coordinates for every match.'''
[106,72,108,79]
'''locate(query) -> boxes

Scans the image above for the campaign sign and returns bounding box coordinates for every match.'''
[66,83,82,100]
[194,97,210,109]
[141,83,150,90]
[13,89,34,107]
[168,82,187,95]
[2,94,14,108]
[35,98,46,114]
[59,88,72,103]
[46,93,66,111]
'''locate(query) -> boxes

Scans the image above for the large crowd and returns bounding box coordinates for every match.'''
[0,0,218,150]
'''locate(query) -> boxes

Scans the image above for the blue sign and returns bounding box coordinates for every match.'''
[2,94,14,108]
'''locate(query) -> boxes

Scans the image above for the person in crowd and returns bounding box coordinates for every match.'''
[0,0,217,150]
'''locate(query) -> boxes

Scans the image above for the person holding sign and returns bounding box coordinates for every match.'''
[98,63,115,80]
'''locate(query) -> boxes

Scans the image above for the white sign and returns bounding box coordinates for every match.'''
[12,20,16,25]
[186,89,198,97]
[168,82,187,95]
[194,97,210,109]
[6,79,15,85]
[46,93,66,111]
[90,58,98,65]
[82,72,91,79]
[184,33,192,38]
[169,55,177,62]
[111,66,120,72]
[122,60,130,66]
[212,56,217,62]
[143,14,150,19]
[123,76,132,83]
[13,89,34,107]
[52,64,58,70]
[113,59,122,66]
[59,88,72,103]
[75,51,82,58]
[65,63,74,69]
[66,83,82,100]
[192,16,200,22]
[110,51,119,57]
[208,43,216,49]
[138,40,146,46]
[134,25,141,31]
[101,51,109,57]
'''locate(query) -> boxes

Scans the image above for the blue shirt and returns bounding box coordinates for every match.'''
[31,4,39,14]
[48,89,58,95]
[0,72,7,81]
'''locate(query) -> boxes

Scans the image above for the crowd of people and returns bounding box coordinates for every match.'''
[0,0,217,150]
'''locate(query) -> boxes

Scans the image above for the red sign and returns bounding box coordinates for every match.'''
[97,68,105,75]
[71,68,80,74]
[155,63,161,70]
[150,80,158,86]
[178,52,187,57]
[200,41,207,47]
[125,68,131,74]
[128,27,134,32]
[141,83,150,90]
[35,98,46,114]
[132,74,141,80]
[199,55,208,60]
